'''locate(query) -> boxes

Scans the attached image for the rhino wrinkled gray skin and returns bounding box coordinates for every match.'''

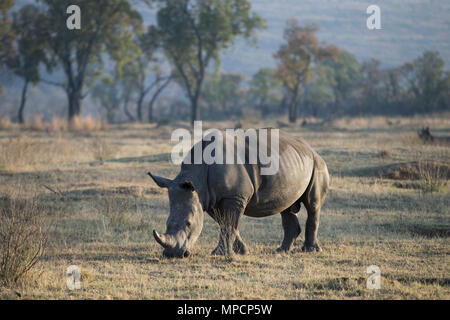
[149,129,330,258]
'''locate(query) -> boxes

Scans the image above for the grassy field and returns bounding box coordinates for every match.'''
[0,115,449,300]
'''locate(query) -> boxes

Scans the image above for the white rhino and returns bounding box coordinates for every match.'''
[149,128,329,258]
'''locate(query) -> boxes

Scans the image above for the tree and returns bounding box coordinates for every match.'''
[274,18,338,123]
[7,5,48,123]
[325,50,361,113]
[92,75,122,123]
[127,34,173,122]
[202,72,244,119]
[0,0,16,91]
[153,0,265,125]
[402,51,449,113]
[38,0,142,122]
[303,65,335,117]
[248,68,282,115]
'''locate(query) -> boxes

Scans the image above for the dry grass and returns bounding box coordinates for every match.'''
[90,137,119,162]
[69,116,108,132]
[0,137,41,171]
[0,115,12,130]
[0,114,448,299]
[21,115,108,132]
[27,114,45,131]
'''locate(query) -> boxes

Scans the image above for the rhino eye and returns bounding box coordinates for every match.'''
[186,221,191,227]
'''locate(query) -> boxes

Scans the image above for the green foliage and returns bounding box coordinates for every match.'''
[325,50,361,110]
[92,76,122,123]
[4,4,48,123]
[38,0,143,119]
[154,0,265,123]
[202,72,244,118]
[248,68,282,115]
[8,5,47,84]
[303,65,335,117]
[402,51,450,113]
[274,18,338,122]
[0,0,16,91]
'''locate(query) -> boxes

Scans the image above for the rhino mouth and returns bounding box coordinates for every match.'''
[163,249,190,258]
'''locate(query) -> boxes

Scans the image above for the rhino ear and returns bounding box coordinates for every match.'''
[180,180,195,192]
[148,172,171,188]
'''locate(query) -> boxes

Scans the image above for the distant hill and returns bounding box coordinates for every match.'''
[221,0,450,75]
[3,0,449,119]
[13,0,450,76]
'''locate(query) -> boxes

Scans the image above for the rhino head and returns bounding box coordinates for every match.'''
[148,172,204,258]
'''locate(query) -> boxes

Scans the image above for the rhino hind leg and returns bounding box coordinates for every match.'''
[276,208,301,253]
[301,167,330,253]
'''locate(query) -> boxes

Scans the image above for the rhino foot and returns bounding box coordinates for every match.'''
[275,246,291,253]
[212,243,248,255]
[211,246,226,256]
[301,243,322,252]
[233,241,249,255]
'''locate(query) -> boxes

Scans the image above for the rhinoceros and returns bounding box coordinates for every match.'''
[148,128,329,258]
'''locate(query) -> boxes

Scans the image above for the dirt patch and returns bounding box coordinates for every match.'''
[408,224,450,238]
[380,161,450,180]
[385,276,450,287]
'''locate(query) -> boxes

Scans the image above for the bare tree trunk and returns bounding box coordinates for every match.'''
[123,95,135,122]
[17,79,29,124]
[148,77,171,123]
[136,93,144,122]
[68,87,82,122]
[191,94,200,126]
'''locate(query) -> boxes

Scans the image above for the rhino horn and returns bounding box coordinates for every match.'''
[153,230,176,249]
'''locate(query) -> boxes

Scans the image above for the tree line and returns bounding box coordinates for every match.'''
[1,1,449,125]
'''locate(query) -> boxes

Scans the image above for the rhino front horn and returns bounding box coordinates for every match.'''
[153,230,176,249]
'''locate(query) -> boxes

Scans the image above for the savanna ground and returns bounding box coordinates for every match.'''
[0,114,449,299]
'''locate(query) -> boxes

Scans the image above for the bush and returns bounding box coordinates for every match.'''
[0,194,52,286]
[378,149,392,159]
[417,161,448,193]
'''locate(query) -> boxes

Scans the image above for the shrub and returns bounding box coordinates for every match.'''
[378,149,391,159]
[0,194,52,286]
[417,161,448,193]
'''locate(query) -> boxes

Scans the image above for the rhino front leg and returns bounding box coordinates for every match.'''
[211,198,247,256]
[212,230,248,255]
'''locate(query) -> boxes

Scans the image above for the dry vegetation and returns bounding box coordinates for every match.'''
[0,115,448,300]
